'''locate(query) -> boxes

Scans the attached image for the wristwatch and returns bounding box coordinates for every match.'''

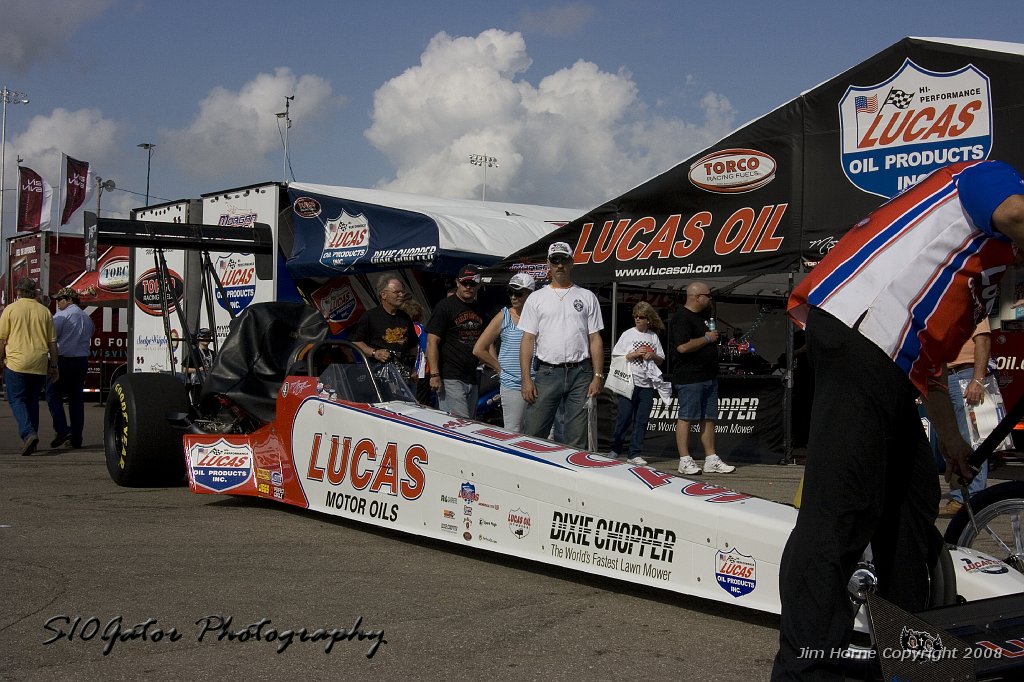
[594,373,606,379]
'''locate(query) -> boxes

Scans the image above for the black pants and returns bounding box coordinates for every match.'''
[771,307,940,680]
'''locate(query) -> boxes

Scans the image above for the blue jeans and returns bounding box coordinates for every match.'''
[46,356,89,445]
[947,367,989,501]
[524,364,592,449]
[5,368,46,441]
[675,379,719,420]
[611,385,654,458]
[439,379,478,419]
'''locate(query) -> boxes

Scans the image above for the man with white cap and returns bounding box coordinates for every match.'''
[518,242,605,449]
[427,264,486,418]
[474,272,536,433]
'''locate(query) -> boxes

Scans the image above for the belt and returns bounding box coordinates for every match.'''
[537,359,588,369]
[948,363,974,373]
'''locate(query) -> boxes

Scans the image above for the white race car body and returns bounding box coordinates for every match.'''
[184,381,1024,625]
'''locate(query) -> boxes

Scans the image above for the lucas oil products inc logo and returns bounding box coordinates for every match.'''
[188,439,253,493]
[716,548,756,597]
[320,210,370,268]
[839,58,991,198]
[214,253,257,313]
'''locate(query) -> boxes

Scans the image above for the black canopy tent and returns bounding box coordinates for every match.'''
[488,37,1024,463]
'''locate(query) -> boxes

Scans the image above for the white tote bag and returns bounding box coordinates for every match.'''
[605,355,634,399]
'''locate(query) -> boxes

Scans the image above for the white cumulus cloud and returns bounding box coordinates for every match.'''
[161,67,337,180]
[366,30,736,209]
[0,0,115,71]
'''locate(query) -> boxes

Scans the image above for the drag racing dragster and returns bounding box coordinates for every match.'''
[96,217,1024,679]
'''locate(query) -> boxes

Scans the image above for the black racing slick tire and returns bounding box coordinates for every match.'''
[943,481,1024,574]
[105,373,189,487]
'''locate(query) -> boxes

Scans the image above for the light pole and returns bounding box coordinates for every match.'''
[95,176,115,217]
[275,95,294,182]
[468,153,498,201]
[1,86,29,275]
[137,143,155,205]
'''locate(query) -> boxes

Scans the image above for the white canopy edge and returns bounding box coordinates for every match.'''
[288,182,583,259]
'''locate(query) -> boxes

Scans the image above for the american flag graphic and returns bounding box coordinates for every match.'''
[854,94,878,114]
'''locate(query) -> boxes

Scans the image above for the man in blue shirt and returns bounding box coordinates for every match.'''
[46,287,94,449]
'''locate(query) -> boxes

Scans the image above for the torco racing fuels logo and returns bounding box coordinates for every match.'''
[689,149,777,194]
[320,210,370,268]
[839,58,992,198]
[188,439,254,493]
[214,253,257,313]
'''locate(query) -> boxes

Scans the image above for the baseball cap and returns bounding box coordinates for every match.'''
[54,286,80,301]
[457,264,482,284]
[15,278,38,295]
[508,273,536,291]
[547,242,573,260]
[196,328,213,341]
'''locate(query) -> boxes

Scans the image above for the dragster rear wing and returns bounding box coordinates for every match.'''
[84,211,274,256]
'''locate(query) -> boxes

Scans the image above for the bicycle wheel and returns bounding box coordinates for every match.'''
[943,480,1024,574]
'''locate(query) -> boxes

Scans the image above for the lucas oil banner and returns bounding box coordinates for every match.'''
[495,38,1024,284]
[286,190,440,279]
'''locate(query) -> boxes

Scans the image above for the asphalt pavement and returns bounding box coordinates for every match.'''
[0,397,993,681]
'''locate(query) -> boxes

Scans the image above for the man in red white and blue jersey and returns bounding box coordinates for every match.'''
[773,160,1024,681]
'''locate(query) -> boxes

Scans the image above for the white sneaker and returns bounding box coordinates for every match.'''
[704,454,736,474]
[677,456,701,475]
[625,455,648,466]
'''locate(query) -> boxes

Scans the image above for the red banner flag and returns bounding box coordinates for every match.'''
[61,155,90,225]
[17,166,52,233]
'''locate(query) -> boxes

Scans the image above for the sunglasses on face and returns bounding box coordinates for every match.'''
[548,256,571,265]
[459,280,479,288]
[507,289,526,297]
[634,315,648,320]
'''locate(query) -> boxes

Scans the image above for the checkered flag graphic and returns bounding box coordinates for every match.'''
[883,88,914,110]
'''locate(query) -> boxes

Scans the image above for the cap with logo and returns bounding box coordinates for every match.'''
[196,328,213,341]
[457,264,482,284]
[508,273,536,291]
[547,242,573,260]
[54,286,80,302]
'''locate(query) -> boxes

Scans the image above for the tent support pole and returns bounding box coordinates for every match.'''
[780,271,795,465]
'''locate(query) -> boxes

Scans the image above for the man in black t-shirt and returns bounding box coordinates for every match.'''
[669,282,735,475]
[426,265,485,418]
[350,274,418,369]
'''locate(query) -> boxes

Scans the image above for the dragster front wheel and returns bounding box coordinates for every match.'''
[943,481,1024,574]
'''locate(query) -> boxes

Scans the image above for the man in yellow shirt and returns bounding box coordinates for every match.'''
[0,279,59,456]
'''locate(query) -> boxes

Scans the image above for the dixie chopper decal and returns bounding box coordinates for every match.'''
[839,58,991,198]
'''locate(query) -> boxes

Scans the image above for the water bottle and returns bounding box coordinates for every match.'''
[707,318,716,332]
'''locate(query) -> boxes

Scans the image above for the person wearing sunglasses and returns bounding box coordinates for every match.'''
[609,302,666,466]
[426,265,485,418]
[518,241,604,449]
[669,282,735,476]
[350,273,418,373]
[473,273,536,433]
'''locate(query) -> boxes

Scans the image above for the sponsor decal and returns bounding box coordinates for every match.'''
[479,501,500,510]
[188,439,253,493]
[256,468,271,481]
[370,245,438,265]
[440,522,459,534]
[281,383,289,397]
[312,283,359,328]
[213,253,257,313]
[478,518,498,528]
[257,482,270,494]
[303,433,428,501]
[322,491,399,522]
[463,531,473,541]
[960,556,1009,575]
[478,534,499,545]
[459,482,479,504]
[689,148,776,194]
[443,509,455,519]
[716,548,756,597]
[440,494,459,505]
[898,626,947,661]
[508,508,531,539]
[97,257,130,293]
[134,268,186,316]
[320,210,370,268]
[289,379,313,393]
[839,58,991,198]
[463,505,473,517]
[272,487,285,500]
[293,196,322,219]
[270,471,283,486]
[218,211,257,228]
[548,511,675,562]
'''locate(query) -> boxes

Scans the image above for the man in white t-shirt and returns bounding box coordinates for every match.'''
[519,241,604,448]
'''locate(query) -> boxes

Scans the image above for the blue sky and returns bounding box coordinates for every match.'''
[1,0,1022,242]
